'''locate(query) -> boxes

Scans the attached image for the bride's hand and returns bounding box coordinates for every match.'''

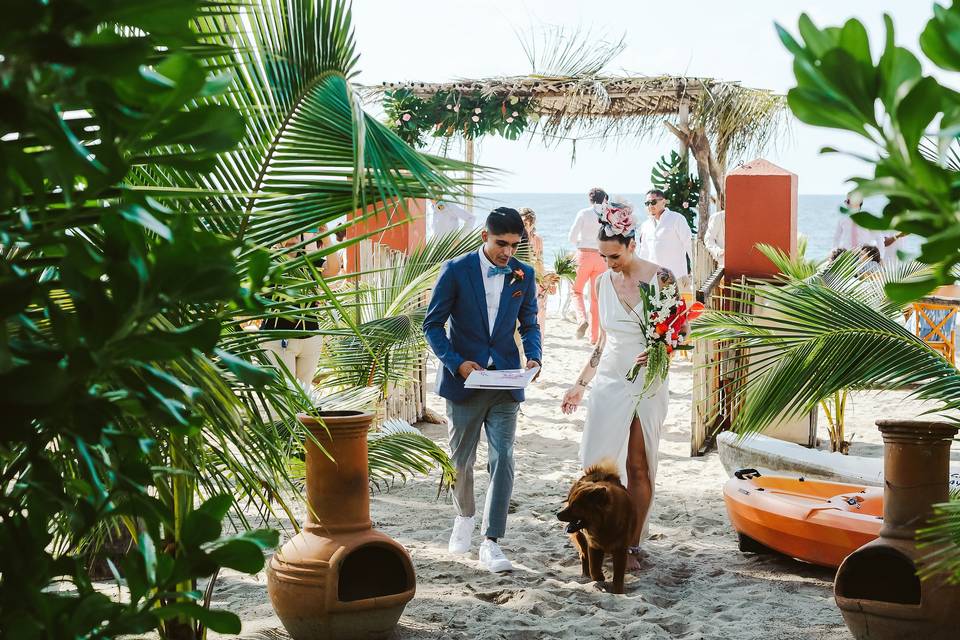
[561,386,584,414]
[635,350,649,367]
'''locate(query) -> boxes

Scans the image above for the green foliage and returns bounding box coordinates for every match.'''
[650,151,702,232]
[776,5,960,302]
[0,1,279,637]
[384,88,535,147]
[0,0,474,637]
[775,0,960,585]
[553,251,578,282]
[318,231,482,393]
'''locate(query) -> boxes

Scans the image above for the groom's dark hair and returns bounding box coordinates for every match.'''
[486,207,525,236]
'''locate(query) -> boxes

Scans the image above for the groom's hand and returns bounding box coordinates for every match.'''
[457,361,484,379]
[526,359,541,382]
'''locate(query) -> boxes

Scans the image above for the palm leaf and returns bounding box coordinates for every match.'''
[692,280,960,437]
[318,230,482,390]
[367,419,455,492]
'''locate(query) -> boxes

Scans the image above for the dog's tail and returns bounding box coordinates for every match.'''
[583,458,621,484]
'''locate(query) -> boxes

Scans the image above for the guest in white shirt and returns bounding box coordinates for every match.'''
[567,187,608,344]
[430,199,476,237]
[832,192,884,252]
[637,189,693,287]
[705,209,725,265]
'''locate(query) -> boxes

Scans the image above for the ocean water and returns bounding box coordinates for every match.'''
[471,192,914,264]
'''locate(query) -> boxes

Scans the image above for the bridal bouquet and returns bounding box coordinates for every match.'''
[626,272,704,390]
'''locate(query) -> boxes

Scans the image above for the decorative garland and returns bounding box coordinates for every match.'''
[651,150,702,232]
[384,88,535,147]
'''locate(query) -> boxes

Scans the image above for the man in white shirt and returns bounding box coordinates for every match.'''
[637,189,693,286]
[705,209,725,265]
[832,192,884,252]
[429,199,476,237]
[567,187,608,344]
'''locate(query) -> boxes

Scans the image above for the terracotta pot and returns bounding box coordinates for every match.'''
[834,419,959,640]
[267,411,416,640]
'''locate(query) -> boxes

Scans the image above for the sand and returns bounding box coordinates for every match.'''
[213,314,947,640]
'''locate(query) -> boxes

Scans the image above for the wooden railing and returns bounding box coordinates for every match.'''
[690,264,726,456]
[356,239,428,425]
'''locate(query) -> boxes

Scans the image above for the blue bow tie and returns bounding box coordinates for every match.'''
[488,265,512,277]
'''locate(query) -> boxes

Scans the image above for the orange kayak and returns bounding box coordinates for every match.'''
[723,469,882,568]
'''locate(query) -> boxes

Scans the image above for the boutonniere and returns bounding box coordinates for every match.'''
[509,268,524,286]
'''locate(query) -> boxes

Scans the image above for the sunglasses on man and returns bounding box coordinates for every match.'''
[644,199,662,207]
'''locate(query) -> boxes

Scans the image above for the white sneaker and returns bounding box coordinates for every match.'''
[479,539,513,573]
[448,516,475,555]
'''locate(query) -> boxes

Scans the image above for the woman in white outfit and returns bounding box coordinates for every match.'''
[561,199,673,571]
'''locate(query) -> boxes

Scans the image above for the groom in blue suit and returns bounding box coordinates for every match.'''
[424,207,542,573]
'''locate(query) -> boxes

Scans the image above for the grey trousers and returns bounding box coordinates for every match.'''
[446,390,519,539]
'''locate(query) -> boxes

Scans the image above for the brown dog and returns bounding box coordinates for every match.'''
[557,461,636,594]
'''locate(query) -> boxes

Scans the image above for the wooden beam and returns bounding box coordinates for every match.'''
[678,99,690,161]
[464,136,475,214]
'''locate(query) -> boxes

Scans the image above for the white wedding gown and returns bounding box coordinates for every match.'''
[580,270,670,538]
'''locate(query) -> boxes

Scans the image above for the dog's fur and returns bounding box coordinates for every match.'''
[557,461,636,594]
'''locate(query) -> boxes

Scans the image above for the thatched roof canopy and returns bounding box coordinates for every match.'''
[366,74,787,166]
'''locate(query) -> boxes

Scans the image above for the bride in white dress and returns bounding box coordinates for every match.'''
[561,199,675,570]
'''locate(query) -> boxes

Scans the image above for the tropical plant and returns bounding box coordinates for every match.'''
[554,251,578,282]
[754,243,857,453]
[651,151,702,232]
[0,1,280,637]
[776,4,960,302]
[767,0,960,583]
[1,0,478,637]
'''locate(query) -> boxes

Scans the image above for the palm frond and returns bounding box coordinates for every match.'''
[318,230,482,390]
[520,25,625,79]
[918,499,960,584]
[692,280,960,436]
[367,419,455,492]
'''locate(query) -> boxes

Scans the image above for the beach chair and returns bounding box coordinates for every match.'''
[913,300,958,364]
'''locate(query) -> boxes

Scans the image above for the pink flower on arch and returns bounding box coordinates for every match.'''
[402,113,412,121]
[471,115,480,122]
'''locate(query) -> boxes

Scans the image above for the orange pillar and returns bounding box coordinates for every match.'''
[344,198,427,274]
[724,159,797,279]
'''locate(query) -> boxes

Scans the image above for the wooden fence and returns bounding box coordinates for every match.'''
[356,239,429,425]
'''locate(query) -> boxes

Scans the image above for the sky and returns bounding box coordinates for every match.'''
[351,1,938,195]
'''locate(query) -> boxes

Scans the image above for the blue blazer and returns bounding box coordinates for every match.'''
[424,252,542,403]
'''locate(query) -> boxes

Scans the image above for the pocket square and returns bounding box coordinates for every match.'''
[512,290,523,298]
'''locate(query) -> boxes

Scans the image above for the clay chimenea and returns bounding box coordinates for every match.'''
[834,419,960,640]
[267,411,416,640]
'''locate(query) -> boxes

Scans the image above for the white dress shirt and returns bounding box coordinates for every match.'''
[637,209,693,278]
[477,247,505,337]
[568,206,603,250]
[705,209,725,265]
[430,200,476,237]
[833,216,883,252]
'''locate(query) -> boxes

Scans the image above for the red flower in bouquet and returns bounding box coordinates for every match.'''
[626,283,705,390]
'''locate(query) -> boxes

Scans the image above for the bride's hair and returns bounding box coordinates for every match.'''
[598,226,633,246]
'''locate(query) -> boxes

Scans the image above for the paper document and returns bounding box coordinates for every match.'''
[464,366,540,390]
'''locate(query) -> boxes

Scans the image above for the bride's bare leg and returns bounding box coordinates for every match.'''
[625,415,652,571]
